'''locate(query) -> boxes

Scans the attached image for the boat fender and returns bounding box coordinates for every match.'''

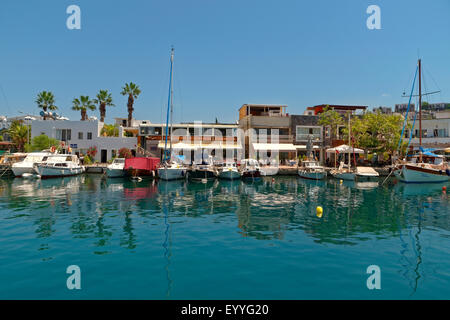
[446,169,450,176]
[316,206,323,218]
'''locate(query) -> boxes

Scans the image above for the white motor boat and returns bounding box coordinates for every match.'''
[355,167,379,180]
[34,155,83,178]
[216,162,240,180]
[157,161,187,180]
[106,158,126,178]
[12,152,54,177]
[298,160,326,180]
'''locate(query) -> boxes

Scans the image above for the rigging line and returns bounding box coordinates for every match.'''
[397,65,418,151]
[424,65,443,102]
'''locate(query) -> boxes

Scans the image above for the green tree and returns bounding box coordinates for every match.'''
[100,124,119,137]
[72,96,96,121]
[36,91,58,120]
[94,90,115,122]
[318,106,344,139]
[120,82,141,127]
[7,121,29,152]
[342,111,407,157]
[30,134,60,151]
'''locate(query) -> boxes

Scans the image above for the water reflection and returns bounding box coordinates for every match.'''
[1,176,448,247]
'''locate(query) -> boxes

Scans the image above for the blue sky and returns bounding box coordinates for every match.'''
[0,0,449,124]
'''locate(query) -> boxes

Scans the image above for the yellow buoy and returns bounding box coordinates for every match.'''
[316,206,323,218]
[340,180,343,184]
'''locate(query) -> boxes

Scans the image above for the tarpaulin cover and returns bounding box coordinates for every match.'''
[124,157,160,171]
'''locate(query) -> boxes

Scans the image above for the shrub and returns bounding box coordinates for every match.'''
[118,147,132,159]
[87,146,98,159]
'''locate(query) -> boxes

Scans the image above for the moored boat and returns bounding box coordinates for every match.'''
[298,160,326,180]
[34,154,83,178]
[188,163,216,182]
[394,162,449,183]
[158,161,186,180]
[216,162,240,180]
[157,48,188,181]
[240,159,262,181]
[11,151,55,177]
[355,166,379,180]
[106,158,126,178]
[125,157,160,178]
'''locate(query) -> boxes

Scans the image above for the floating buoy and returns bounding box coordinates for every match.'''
[443,186,447,193]
[272,178,275,183]
[316,206,323,218]
[340,180,343,184]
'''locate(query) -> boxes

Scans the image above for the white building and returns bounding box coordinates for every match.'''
[407,117,450,149]
[31,119,138,162]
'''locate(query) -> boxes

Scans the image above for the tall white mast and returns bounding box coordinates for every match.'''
[169,47,174,157]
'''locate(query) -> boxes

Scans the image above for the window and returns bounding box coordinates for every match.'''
[56,129,71,141]
[78,132,83,140]
[87,132,92,140]
[296,126,321,141]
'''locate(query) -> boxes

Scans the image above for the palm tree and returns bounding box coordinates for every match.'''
[7,120,29,152]
[72,96,96,121]
[36,91,58,120]
[93,90,115,122]
[120,82,141,127]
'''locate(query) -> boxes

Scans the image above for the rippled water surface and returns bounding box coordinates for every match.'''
[0,175,449,299]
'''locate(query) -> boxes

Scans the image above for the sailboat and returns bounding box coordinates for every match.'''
[394,59,450,183]
[298,135,326,180]
[331,113,356,181]
[157,47,187,181]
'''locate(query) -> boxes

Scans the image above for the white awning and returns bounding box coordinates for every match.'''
[252,143,297,151]
[325,144,364,154]
[295,145,321,150]
[157,142,241,150]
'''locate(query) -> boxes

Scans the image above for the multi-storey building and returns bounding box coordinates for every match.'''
[238,104,296,163]
[138,121,240,163]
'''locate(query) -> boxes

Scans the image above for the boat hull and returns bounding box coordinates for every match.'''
[157,168,186,180]
[260,166,279,176]
[298,170,326,180]
[218,169,241,180]
[12,165,35,177]
[189,169,216,181]
[394,165,450,183]
[332,172,356,181]
[241,170,262,181]
[106,168,126,178]
[35,166,83,179]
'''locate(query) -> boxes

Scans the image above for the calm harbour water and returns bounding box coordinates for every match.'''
[0,175,449,299]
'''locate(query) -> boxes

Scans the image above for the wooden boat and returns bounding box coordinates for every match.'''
[393,59,449,183]
[0,153,27,178]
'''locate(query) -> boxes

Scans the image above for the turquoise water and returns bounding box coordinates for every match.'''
[0,175,449,299]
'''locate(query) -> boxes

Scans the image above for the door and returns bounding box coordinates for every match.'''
[101,149,107,163]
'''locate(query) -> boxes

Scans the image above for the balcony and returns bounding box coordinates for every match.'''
[295,134,322,142]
